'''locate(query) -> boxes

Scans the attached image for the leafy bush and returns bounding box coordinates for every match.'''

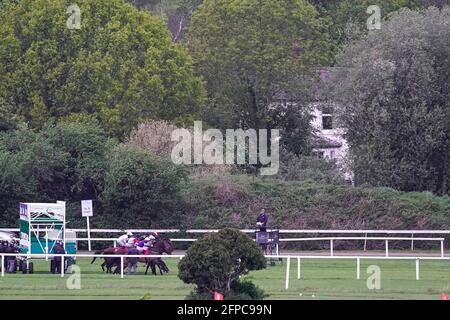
[0,0,205,138]
[187,280,267,300]
[179,228,266,299]
[101,145,188,227]
[228,280,268,300]
[278,149,347,184]
[178,175,450,248]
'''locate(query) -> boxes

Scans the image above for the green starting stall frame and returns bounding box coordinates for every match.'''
[19,202,76,256]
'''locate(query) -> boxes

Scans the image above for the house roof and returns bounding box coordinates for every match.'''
[272,67,346,102]
[312,135,343,149]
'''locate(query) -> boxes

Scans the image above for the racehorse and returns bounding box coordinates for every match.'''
[90,247,127,274]
[144,237,173,275]
[91,238,173,275]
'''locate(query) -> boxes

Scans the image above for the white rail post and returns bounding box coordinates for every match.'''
[441,240,444,258]
[121,256,124,279]
[45,227,49,261]
[285,257,291,290]
[364,233,368,251]
[60,255,64,278]
[385,240,389,257]
[297,257,301,280]
[113,240,117,247]
[330,239,334,256]
[276,243,279,256]
[87,216,92,251]
[1,255,4,277]
[411,233,414,251]
[356,257,360,280]
[416,258,419,280]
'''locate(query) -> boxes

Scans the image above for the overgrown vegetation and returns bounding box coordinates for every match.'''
[0,0,205,138]
[179,228,267,299]
[178,176,450,234]
[0,1,448,239]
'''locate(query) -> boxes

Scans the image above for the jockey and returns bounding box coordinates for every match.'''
[117,231,133,248]
[147,232,159,248]
[126,235,136,248]
[136,238,147,254]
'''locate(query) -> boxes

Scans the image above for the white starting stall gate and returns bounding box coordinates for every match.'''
[18,201,76,273]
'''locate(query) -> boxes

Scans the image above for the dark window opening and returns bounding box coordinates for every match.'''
[312,151,324,159]
[322,116,333,130]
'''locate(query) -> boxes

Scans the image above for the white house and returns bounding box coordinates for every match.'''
[310,103,353,183]
[271,67,354,183]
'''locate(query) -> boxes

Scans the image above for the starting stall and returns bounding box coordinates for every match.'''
[19,202,76,273]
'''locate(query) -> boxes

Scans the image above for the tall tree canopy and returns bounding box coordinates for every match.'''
[319,0,422,48]
[127,0,202,41]
[0,0,205,138]
[333,7,450,195]
[187,0,334,155]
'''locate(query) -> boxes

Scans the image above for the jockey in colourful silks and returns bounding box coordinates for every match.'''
[117,231,133,248]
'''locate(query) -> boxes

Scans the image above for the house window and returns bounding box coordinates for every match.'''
[322,115,333,130]
[312,151,324,159]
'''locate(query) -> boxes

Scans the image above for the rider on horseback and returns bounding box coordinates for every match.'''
[117,231,133,248]
[136,236,147,254]
[144,232,159,250]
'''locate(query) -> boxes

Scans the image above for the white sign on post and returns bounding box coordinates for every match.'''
[81,200,93,251]
[81,200,93,217]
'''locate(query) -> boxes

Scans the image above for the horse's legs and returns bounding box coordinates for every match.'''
[159,259,169,273]
[150,261,156,275]
[113,260,121,275]
[105,258,113,273]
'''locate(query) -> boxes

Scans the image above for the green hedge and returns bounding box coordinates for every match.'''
[179,176,450,230]
[177,176,450,249]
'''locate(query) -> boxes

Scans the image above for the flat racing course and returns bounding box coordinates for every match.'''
[1,256,450,300]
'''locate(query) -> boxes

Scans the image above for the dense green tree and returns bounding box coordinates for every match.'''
[101,145,188,227]
[127,0,203,41]
[0,121,116,225]
[0,99,18,132]
[178,228,266,298]
[187,0,333,154]
[0,0,205,138]
[0,129,69,225]
[42,120,115,199]
[0,150,37,226]
[332,7,450,195]
[278,149,347,184]
[321,0,422,49]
